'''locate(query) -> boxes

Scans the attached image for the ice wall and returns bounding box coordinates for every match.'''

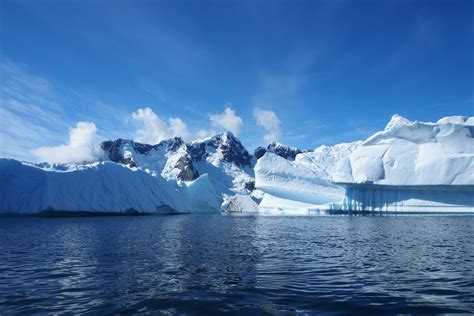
[0,159,191,214]
[336,183,474,213]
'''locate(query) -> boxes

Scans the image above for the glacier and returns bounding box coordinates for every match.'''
[255,115,474,214]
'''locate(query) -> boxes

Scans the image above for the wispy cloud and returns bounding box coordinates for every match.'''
[252,71,307,107]
[253,107,282,143]
[0,61,135,161]
[0,62,70,160]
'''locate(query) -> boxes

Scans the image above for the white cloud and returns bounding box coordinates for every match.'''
[253,107,282,143]
[131,107,191,144]
[195,129,214,140]
[32,122,100,163]
[209,107,243,136]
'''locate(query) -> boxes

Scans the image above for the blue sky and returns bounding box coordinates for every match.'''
[1,0,473,161]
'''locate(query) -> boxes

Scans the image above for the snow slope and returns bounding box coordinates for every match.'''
[222,194,259,213]
[0,159,192,214]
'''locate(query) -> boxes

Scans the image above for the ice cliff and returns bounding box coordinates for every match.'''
[0,159,220,214]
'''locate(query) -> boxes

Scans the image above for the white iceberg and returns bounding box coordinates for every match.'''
[255,115,474,213]
[337,114,474,185]
[0,159,192,215]
[254,153,347,214]
[185,174,222,213]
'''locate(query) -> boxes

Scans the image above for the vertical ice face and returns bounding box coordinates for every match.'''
[185,174,222,213]
[0,159,192,214]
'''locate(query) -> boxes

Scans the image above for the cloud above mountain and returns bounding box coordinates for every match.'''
[209,107,243,136]
[32,122,100,163]
[131,107,192,144]
[254,108,282,143]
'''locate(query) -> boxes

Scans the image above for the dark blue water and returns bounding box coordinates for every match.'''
[0,215,473,315]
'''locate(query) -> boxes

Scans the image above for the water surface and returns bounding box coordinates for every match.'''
[0,214,473,314]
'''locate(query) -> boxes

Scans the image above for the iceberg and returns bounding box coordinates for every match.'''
[0,159,191,215]
[335,115,474,185]
[333,115,474,212]
[254,153,346,214]
[185,174,222,213]
[255,115,474,214]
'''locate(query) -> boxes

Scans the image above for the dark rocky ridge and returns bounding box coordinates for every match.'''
[254,142,305,161]
[191,132,253,167]
[101,132,253,182]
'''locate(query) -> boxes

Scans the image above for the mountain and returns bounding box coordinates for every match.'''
[254,142,304,161]
[101,131,255,203]
[255,115,474,214]
[101,137,198,181]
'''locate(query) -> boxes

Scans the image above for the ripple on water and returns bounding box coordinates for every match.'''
[0,215,473,314]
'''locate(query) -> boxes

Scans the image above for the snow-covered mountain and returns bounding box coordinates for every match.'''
[254,142,305,161]
[101,132,255,203]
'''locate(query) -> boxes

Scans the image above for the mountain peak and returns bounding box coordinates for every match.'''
[191,131,252,167]
[255,142,304,161]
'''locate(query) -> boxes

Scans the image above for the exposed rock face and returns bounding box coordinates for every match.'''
[101,137,198,181]
[100,132,253,183]
[244,180,255,192]
[101,139,137,167]
[191,132,253,167]
[175,155,199,181]
[254,142,304,161]
[254,147,267,160]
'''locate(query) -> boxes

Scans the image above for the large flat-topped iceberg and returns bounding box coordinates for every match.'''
[0,159,193,215]
[337,115,474,185]
[255,115,474,214]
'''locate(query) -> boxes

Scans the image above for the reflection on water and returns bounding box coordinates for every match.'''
[0,215,473,314]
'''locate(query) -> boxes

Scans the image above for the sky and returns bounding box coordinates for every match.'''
[1,0,473,162]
